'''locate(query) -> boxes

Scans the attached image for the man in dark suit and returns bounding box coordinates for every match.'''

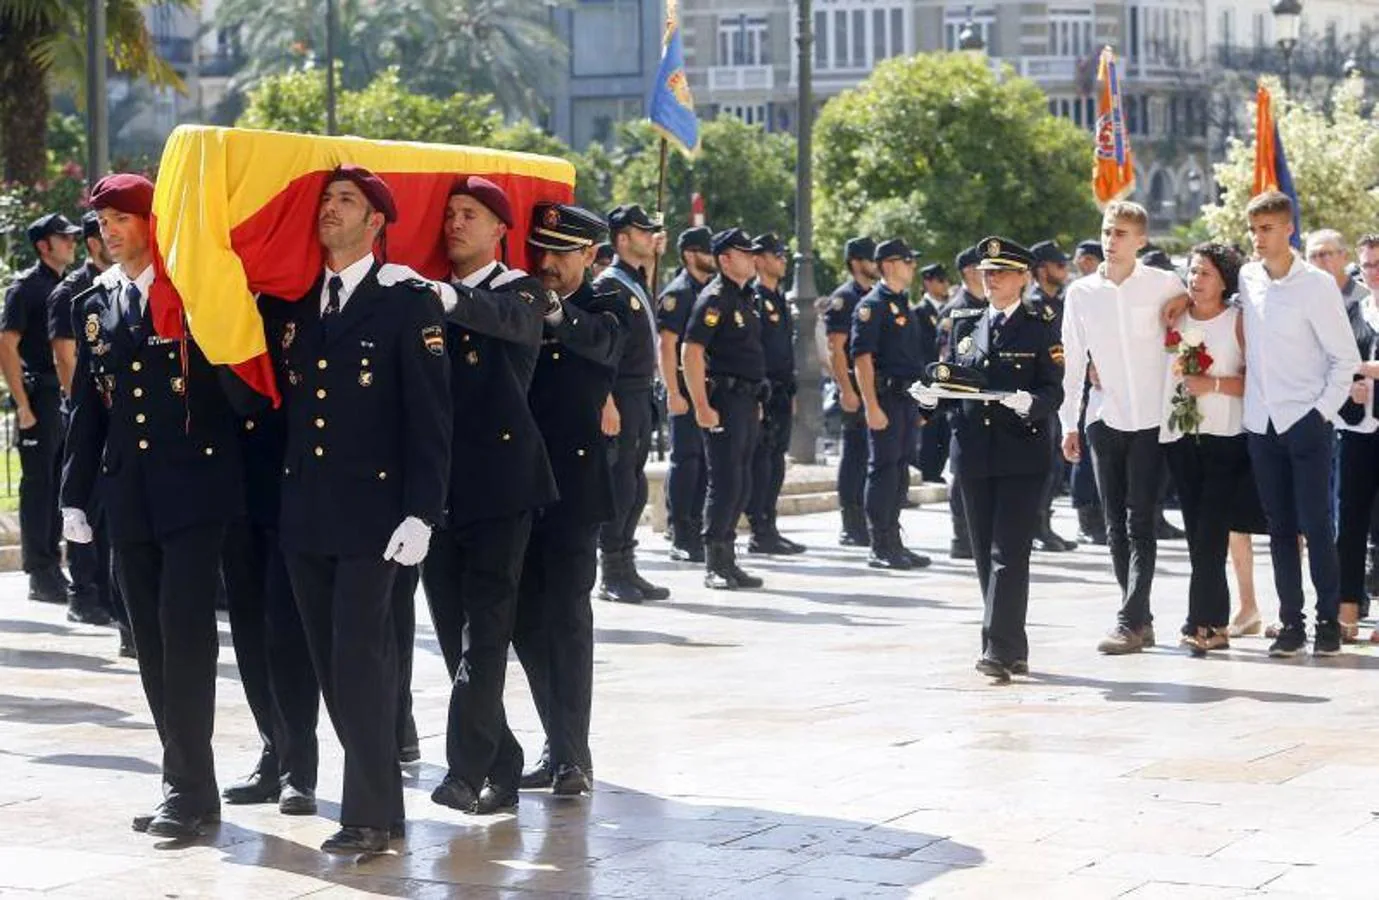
[918,237,1064,683]
[262,165,451,854]
[61,174,245,838]
[515,203,627,797]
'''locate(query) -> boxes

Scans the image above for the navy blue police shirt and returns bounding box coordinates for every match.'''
[684,274,766,381]
[850,282,929,380]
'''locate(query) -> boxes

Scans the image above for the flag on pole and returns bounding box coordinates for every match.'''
[1092,46,1135,206]
[648,0,701,156]
[150,126,575,403]
[1252,82,1302,247]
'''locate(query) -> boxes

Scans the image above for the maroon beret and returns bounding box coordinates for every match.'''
[325,164,398,223]
[88,173,155,217]
[448,175,513,228]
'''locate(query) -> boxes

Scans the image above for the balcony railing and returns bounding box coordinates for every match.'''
[1007,56,1079,80]
[707,65,775,92]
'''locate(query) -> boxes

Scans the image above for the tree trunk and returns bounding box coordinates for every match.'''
[0,14,52,184]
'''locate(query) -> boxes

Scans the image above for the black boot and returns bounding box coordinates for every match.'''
[949,534,974,560]
[869,530,913,570]
[769,513,806,554]
[1155,512,1186,541]
[726,542,763,589]
[67,589,113,626]
[626,553,670,601]
[1077,505,1108,546]
[668,520,705,563]
[1033,514,1076,552]
[748,517,803,555]
[704,542,740,590]
[838,504,869,546]
[597,552,644,604]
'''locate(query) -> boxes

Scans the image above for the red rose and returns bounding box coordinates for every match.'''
[1197,350,1214,370]
[1165,329,1182,350]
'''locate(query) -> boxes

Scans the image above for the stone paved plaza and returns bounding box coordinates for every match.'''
[2,500,1379,898]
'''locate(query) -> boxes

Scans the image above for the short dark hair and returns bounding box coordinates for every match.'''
[1356,233,1379,253]
[1246,191,1293,219]
[1190,242,1244,298]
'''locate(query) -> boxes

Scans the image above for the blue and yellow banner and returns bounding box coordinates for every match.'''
[648,0,701,156]
[1093,46,1135,206]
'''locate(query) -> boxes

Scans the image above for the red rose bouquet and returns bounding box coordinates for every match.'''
[1164,326,1214,435]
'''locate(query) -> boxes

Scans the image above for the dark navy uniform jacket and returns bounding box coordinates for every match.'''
[850,283,930,381]
[61,275,245,543]
[942,302,1064,479]
[1027,283,1066,334]
[656,267,707,394]
[235,404,288,532]
[530,280,628,526]
[2,262,62,376]
[752,280,795,388]
[261,264,451,557]
[47,260,99,346]
[595,257,658,390]
[684,275,766,382]
[938,287,988,361]
[441,262,559,527]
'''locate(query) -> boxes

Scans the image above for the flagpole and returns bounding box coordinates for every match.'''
[651,136,669,291]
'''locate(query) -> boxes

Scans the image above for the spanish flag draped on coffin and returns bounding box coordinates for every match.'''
[148,126,577,403]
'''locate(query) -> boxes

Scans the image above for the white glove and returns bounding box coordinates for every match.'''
[910,384,941,409]
[377,264,459,312]
[94,267,123,291]
[1000,390,1034,418]
[383,516,432,567]
[62,507,93,544]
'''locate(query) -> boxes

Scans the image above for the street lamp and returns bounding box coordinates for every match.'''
[958,6,985,52]
[789,0,821,463]
[1272,0,1302,95]
[325,0,338,135]
[1185,168,1204,215]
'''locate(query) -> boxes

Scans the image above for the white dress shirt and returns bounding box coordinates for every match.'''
[459,259,500,289]
[318,253,375,316]
[113,263,156,319]
[1238,255,1360,434]
[1058,262,1185,435]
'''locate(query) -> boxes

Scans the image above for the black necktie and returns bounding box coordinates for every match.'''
[324,275,343,319]
[123,282,143,334]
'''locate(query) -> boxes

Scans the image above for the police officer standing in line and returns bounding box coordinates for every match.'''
[260,166,450,854]
[514,203,627,798]
[47,212,121,630]
[917,237,1064,684]
[656,225,715,563]
[61,174,245,838]
[897,263,947,510]
[914,263,952,484]
[824,237,878,547]
[3,212,81,606]
[1073,239,1103,278]
[852,239,933,570]
[683,228,767,590]
[592,243,614,279]
[1027,240,1078,553]
[938,245,989,560]
[745,232,805,555]
[594,205,669,603]
[394,176,555,818]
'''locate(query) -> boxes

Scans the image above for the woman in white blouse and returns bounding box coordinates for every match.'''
[1159,244,1268,654]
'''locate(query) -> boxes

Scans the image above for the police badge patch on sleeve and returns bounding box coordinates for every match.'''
[704,307,721,327]
[422,325,445,356]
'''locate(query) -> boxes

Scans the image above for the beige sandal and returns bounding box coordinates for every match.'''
[1340,602,1362,644]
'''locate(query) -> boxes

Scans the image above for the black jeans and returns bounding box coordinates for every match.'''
[1249,411,1341,628]
[702,389,760,543]
[1165,436,1247,628]
[1086,422,1162,629]
[1338,430,1379,604]
[18,383,61,573]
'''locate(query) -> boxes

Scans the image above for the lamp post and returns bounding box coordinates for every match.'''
[1272,0,1302,96]
[788,0,821,463]
[85,0,108,182]
[958,6,985,52]
[324,0,338,135]
[1185,168,1203,216]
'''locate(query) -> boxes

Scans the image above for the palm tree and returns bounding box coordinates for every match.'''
[0,0,187,183]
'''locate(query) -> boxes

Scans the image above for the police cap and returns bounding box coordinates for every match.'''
[594,242,614,264]
[1139,246,1175,271]
[874,238,915,263]
[1030,240,1069,266]
[926,361,988,392]
[920,263,948,281]
[711,227,754,256]
[751,232,788,256]
[845,236,877,261]
[528,202,606,252]
[1075,239,1104,261]
[677,225,713,254]
[26,213,82,245]
[607,204,663,235]
[974,236,1033,272]
[956,245,982,272]
[80,211,100,240]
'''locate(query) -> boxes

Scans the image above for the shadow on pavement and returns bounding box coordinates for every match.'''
[1030,671,1330,705]
[32,752,161,774]
[0,647,130,674]
[659,601,897,628]
[0,693,140,726]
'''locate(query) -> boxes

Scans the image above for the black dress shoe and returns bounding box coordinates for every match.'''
[551,764,591,797]
[868,548,913,570]
[838,530,869,547]
[389,820,406,840]
[430,775,479,811]
[628,568,670,601]
[901,548,932,568]
[27,572,66,605]
[66,598,113,626]
[975,657,1012,684]
[1008,660,1029,676]
[222,770,280,805]
[321,826,389,854]
[279,784,317,816]
[131,808,160,833]
[117,626,137,659]
[146,806,219,839]
[473,779,519,814]
[398,743,421,765]
[519,760,553,790]
[949,539,974,561]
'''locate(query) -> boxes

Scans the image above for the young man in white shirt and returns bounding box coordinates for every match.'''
[1061,201,1187,654]
[1239,192,1360,657]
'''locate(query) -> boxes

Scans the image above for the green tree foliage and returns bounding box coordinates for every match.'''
[813,52,1100,275]
[237,68,614,212]
[1200,77,1379,247]
[611,117,797,255]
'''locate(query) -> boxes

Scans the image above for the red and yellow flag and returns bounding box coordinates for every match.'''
[149,126,576,402]
[1251,83,1301,247]
[1092,46,1135,206]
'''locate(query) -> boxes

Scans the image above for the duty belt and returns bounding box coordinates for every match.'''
[768,376,797,398]
[876,375,917,396]
[709,374,769,400]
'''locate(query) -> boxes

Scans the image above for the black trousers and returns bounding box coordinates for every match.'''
[422,513,532,790]
[115,523,225,812]
[599,387,653,555]
[512,513,598,773]
[18,383,61,573]
[960,471,1043,664]
[746,389,792,524]
[68,503,125,624]
[1165,436,1246,629]
[703,389,760,542]
[665,410,707,529]
[1069,421,1100,508]
[864,392,917,535]
[837,409,868,509]
[1038,415,1066,516]
[1086,422,1162,629]
[393,566,418,753]
[1338,431,1379,604]
[284,552,400,829]
[918,414,949,483]
[222,520,319,790]
[1249,411,1341,628]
